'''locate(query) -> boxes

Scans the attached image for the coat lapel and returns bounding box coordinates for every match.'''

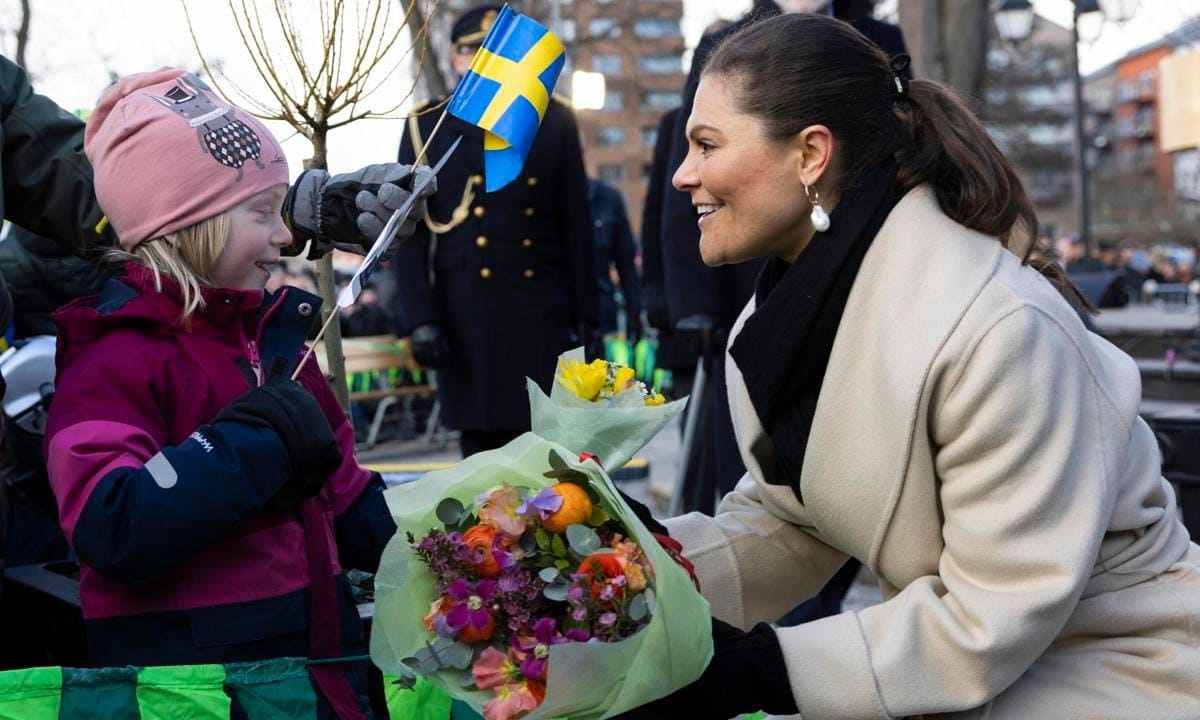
[794,187,1005,568]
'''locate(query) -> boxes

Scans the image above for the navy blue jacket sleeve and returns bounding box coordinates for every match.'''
[58,416,294,584]
[334,472,397,574]
[393,114,437,334]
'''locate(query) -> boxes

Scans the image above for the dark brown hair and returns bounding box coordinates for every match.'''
[703,13,1091,310]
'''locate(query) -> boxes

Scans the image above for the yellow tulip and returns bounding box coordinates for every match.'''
[557,358,606,401]
[644,392,666,407]
[614,366,636,392]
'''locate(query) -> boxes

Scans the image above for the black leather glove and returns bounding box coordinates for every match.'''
[214,377,343,510]
[615,486,668,536]
[674,314,720,358]
[619,619,797,719]
[283,164,437,259]
[409,322,451,369]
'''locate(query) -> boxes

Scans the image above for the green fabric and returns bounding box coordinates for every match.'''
[449,699,483,719]
[383,674,453,719]
[59,666,138,720]
[135,665,230,720]
[372,431,713,720]
[224,658,319,720]
[0,666,61,720]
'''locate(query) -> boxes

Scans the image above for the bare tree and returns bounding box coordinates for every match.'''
[14,0,30,67]
[183,0,439,411]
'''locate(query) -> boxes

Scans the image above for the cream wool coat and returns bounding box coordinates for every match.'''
[665,187,1200,720]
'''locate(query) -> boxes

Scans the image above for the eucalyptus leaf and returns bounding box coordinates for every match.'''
[566,523,602,555]
[628,592,648,622]
[539,567,562,583]
[435,498,465,526]
[392,669,418,690]
[458,670,478,688]
[543,468,575,480]
[548,450,568,471]
[440,641,475,670]
[543,582,570,601]
[645,587,657,615]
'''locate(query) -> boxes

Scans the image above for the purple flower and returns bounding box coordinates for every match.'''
[598,612,618,627]
[517,487,564,519]
[445,578,497,632]
[571,606,588,622]
[514,618,572,681]
[566,585,585,604]
[565,628,590,642]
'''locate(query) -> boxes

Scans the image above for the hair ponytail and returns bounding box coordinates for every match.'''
[895,80,1092,311]
[704,13,1093,311]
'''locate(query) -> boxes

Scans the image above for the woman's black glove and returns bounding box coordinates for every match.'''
[619,619,797,719]
[214,377,343,509]
[614,486,669,536]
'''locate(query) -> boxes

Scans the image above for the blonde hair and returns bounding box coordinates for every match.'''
[107,212,231,323]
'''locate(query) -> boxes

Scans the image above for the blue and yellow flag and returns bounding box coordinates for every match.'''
[446,5,565,192]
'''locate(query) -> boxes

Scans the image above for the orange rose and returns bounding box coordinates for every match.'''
[463,524,502,578]
[578,552,626,603]
[542,483,593,534]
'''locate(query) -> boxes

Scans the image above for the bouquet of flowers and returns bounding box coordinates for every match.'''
[371,401,709,719]
[527,348,687,472]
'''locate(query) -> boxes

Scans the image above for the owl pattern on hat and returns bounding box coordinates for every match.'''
[143,75,265,182]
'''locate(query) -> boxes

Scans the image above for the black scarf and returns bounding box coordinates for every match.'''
[728,160,899,503]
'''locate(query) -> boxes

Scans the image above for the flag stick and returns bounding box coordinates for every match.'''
[291,120,457,381]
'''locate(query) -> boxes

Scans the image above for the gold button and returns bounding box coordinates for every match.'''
[480,267,492,279]
[527,177,538,187]
[472,174,484,186]
[522,238,533,248]
[475,235,488,247]
[473,206,486,218]
[524,207,534,217]
[524,269,535,279]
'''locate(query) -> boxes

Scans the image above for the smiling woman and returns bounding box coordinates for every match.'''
[623,11,1200,720]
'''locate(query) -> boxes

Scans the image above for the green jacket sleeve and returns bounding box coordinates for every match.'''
[1,55,118,256]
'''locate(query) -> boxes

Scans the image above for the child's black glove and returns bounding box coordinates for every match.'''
[215,377,343,509]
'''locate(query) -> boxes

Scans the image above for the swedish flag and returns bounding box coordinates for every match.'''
[447,5,565,192]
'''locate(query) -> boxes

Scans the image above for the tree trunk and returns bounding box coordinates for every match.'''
[15,0,31,69]
[399,0,451,99]
[898,0,989,109]
[304,132,352,414]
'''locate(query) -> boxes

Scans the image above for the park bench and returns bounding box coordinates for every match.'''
[316,335,443,449]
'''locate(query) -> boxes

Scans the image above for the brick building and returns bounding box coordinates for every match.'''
[560,0,687,231]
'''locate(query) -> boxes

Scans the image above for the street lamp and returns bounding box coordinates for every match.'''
[993,0,1139,257]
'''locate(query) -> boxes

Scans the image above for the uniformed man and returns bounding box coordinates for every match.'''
[393,4,597,458]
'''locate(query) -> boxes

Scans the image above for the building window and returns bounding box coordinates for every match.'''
[634,17,680,38]
[591,54,622,74]
[598,163,625,182]
[602,91,624,112]
[641,90,681,110]
[589,17,621,38]
[641,126,658,148]
[638,54,681,74]
[595,127,626,147]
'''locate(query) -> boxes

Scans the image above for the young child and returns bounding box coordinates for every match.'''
[45,68,396,719]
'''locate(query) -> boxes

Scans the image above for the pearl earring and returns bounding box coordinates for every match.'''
[806,184,830,233]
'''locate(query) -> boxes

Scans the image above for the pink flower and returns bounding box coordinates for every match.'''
[473,647,520,690]
[482,681,540,720]
[479,485,528,537]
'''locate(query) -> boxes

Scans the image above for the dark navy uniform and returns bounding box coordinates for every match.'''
[587,179,641,337]
[393,97,597,439]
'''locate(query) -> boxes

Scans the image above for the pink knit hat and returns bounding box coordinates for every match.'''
[84,68,290,250]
